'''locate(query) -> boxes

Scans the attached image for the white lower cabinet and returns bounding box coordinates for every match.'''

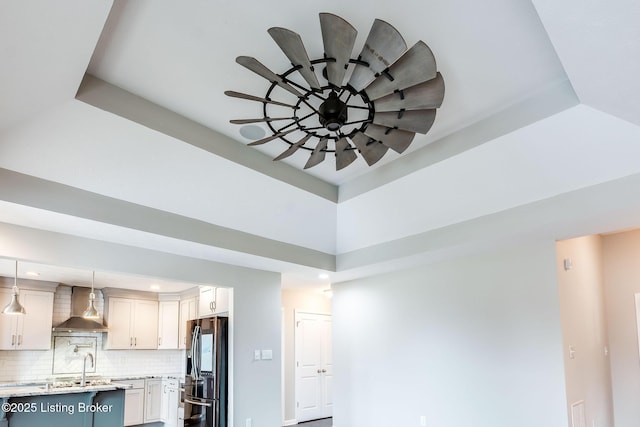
[144,378,163,423]
[123,378,178,426]
[123,380,146,426]
[161,378,180,426]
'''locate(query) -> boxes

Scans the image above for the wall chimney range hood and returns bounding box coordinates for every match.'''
[52,287,108,333]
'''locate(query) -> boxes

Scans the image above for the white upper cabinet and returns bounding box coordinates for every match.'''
[198,286,214,317]
[0,288,54,350]
[198,286,229,318]
[158,300,179,349]
[214,287,229,314]
[105,296,159,349]
[179,296,197,349]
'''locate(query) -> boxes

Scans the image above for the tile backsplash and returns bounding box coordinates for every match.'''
[0,285,185,383]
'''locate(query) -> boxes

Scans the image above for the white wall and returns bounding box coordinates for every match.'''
[556,235,613,427]
[602,229,640,427]
[332,240,567,427]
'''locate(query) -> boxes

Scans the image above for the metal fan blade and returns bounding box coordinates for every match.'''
[373,73,445,112]
[348,19,407,92]
[268,27,321,90]
[224,90,297,108]
[335,137,358,170]
[304,137,328,169]
[364,124,415,154]
[373,109,436,134]
[350,132,389,166]
[247,129,296,146]
[236,56,302,97]
[319,13,357,87]
[230,117,292,124]
[363,41,437,100]
[273,135,312,161]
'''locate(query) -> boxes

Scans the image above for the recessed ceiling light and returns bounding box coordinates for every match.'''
[150,285,161,291]
[318,273,329,279]
[25,271,40,277]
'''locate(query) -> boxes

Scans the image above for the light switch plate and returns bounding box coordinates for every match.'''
[261,349,273,360]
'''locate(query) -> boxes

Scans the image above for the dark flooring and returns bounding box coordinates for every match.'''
[294,417,333,427]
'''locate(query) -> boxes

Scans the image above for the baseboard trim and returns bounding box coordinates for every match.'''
[283,419,298,426]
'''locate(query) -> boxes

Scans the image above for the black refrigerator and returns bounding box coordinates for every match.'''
[184,316,228,427]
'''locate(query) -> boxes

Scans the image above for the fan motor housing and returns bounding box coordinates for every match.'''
[318,91,348,131]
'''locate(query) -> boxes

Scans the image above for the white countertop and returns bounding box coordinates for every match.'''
[0,382,132,399]
[0,373,183,398]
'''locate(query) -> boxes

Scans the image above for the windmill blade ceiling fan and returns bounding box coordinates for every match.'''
[226,13,445,171]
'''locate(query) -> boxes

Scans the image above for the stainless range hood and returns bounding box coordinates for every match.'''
[52,286,108,333]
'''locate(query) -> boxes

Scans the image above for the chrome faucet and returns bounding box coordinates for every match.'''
[81,352,94,386]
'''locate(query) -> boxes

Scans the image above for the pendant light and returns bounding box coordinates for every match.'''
[2,261,26,315]
[82,271,100,319]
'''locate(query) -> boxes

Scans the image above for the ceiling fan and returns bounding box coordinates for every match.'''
[226,13,445,171]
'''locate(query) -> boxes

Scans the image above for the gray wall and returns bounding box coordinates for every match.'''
[332,240,568,427]
[602,229,640,427]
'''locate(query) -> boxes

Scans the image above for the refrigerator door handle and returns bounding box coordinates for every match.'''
[185,398,212,408]
[191,325,202,379]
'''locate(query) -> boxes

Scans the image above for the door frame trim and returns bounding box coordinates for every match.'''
[294,310,332,422]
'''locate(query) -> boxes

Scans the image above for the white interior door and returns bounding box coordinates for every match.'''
[320,317,333,416]
[295,311,332,422]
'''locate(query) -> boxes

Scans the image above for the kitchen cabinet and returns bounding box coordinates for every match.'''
[198,286,214,317]
[144,378,162,423]
[198,286,229,318]
[104,297,159,349]
[161,378,180,426]
[123,379,145,426]
[179,296,197,349]
[158,300,179,349]
[215,287,230,314]
[0,289,54,350]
